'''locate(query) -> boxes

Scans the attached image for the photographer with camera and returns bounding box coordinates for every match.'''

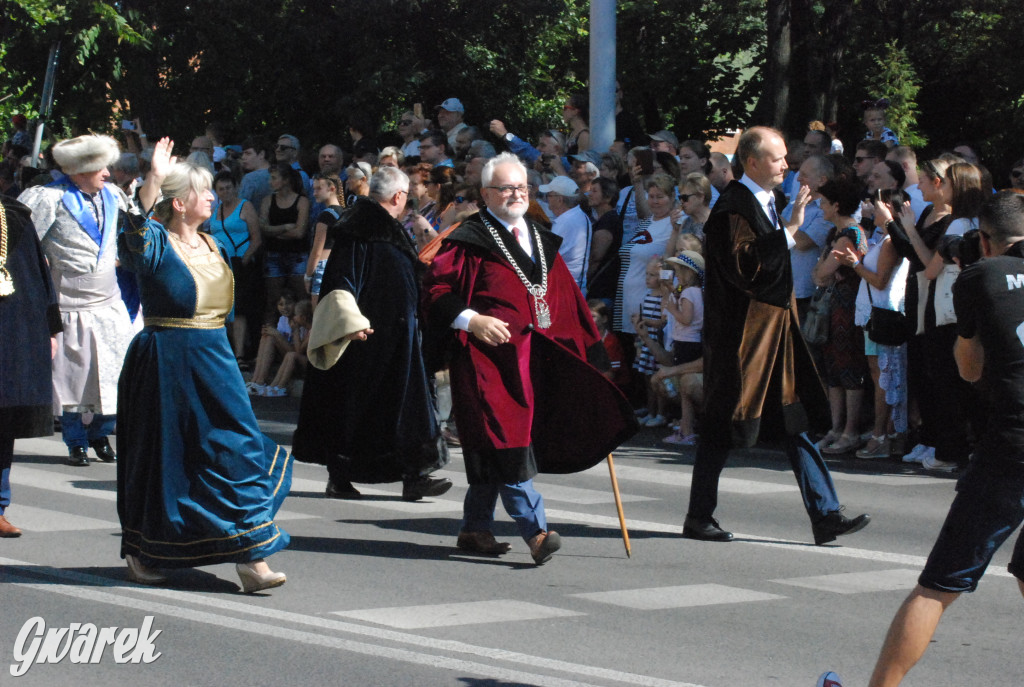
[868,191,1024,686]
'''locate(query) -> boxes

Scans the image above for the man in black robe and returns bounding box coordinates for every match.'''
[291,166,450,501]
[0,196,63,536]
[685,126,870,546]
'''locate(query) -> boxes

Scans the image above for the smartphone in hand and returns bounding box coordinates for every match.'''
[635,149,655,176]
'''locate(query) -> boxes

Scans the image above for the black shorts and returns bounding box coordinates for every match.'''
[918,454,1024,593]
[672,341,702,366]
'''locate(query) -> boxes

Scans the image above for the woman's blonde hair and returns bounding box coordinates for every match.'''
[154,161,213,225]
[681,173,712,207]
[645,172,676,198]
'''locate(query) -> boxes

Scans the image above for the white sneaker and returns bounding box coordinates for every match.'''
[816,671,843,687]
[922,451,958,472]
[644,414,667,428]
[902,443,930,463]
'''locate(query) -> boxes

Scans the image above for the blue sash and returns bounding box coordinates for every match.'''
[50,175,120,261]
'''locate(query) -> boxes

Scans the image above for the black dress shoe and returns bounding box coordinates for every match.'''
[401,476,453,501]
[325,479,361,499]
[89,438,117,462]
[682,515,733,542]
[66,446,90,467]
[813,510,871,545]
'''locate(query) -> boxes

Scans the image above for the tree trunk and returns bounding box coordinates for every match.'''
[817,0,854,124]
[789,0,815,130]
[756,0,791,130]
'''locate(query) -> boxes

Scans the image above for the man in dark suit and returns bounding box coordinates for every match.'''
[684,126,870,546]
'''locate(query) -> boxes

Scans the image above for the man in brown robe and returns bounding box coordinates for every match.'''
[684,126,870,546]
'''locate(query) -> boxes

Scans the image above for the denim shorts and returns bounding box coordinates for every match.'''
[918,454,1024,592]
[264,251,307,279]
[311,259,327,296]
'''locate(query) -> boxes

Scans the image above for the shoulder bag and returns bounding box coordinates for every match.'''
[801,285,832,346]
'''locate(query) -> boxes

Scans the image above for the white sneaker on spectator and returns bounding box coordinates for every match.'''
[644,414,667,428]
[902,443,931,463]
[922,450,958,472]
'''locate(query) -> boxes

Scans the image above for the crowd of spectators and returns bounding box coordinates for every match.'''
[4,95,1023,454]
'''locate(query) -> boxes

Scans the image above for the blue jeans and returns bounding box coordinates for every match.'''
[0,436,13,515]
[463,480,547,541]
[688,432,841,522]
[61,412,116,450]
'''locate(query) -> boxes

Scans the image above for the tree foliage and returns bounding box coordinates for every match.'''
[2,0,1023,175]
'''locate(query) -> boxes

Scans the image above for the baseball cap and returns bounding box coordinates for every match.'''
[570,150,602,166]
[435,98,465,113]
[538,176,579,196]
[649,130,679,148]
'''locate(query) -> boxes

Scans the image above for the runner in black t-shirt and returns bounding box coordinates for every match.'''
[868,192,1024,687]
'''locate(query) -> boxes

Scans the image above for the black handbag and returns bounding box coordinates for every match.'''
[865,287,909,346]
[801,285,832,346]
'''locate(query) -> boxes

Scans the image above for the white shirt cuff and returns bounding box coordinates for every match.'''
[453,309,478,331]
[784,228,796,250]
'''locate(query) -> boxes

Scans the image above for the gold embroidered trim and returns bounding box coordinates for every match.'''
[122,519,277,547]
[144,316,225,329]
[121,530,283,562]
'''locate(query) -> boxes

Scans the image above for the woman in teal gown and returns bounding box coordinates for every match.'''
[116,138,292,593]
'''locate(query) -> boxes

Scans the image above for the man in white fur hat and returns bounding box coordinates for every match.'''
[18,135,135,466]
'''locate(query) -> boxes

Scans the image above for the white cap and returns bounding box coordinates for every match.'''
[435,98,465,113]
[538,175,579,196]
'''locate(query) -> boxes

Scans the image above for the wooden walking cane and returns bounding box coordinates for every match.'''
[606,453,631,557]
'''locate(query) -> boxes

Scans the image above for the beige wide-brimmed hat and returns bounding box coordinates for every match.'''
[52,135,120,175]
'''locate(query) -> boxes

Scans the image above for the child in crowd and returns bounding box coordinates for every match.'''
[862,99,899,147]
[263,299,312,397]
[631,256,669,427]
[248,292,308,397]
[588,299,629,390]
[659,251,705,445]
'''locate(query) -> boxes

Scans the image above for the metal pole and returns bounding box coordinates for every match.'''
[589,0,616,153]
[31,41,61,168]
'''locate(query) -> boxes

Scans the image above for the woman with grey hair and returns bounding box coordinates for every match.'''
[116,137,293,593]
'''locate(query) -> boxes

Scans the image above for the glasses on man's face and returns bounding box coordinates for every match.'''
[486,185,529,197]
[276,144,295,151]
[678,193,696,202]
[1012,169,1024,179]
[854,156,877,164]
[454,195,468,204]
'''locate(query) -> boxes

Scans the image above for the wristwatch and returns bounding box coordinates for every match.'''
[505,133,515,142]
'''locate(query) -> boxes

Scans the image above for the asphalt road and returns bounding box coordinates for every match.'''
[0,394,1020,686]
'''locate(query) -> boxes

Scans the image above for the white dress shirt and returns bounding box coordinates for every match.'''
[738,174,797,250]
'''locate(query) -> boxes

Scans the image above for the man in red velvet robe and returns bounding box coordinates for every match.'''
[423,153,635,565]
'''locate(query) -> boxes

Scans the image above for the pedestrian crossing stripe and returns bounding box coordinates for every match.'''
[333,599,583,629]
[570,584,787,610]
[770,568,920,594]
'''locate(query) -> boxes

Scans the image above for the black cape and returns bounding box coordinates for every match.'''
[291,198,447,482]
[0,197,62,438]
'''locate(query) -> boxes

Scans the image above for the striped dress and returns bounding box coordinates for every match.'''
[632,290,663,375]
